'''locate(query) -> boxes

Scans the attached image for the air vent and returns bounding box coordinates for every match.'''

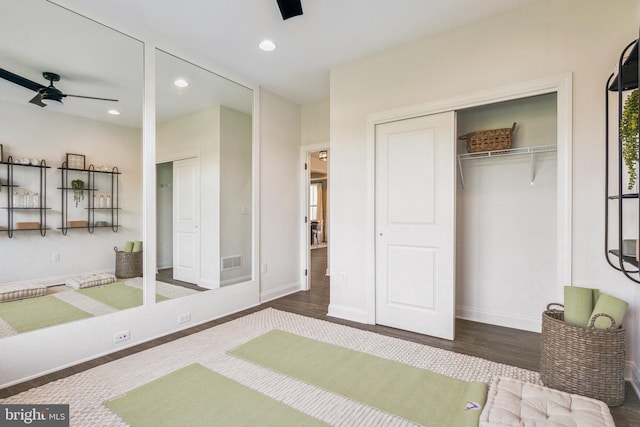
[221,255,242,271]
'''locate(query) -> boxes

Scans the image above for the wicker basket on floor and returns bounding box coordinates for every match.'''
[459,122,516,153]
[114,246,143,278]
[540,303,625,406]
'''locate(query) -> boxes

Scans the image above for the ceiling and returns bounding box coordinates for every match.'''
[47,0,538,106]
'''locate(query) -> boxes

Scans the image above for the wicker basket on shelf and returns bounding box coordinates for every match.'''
[459,122,516,153]
[114,246,143,278]
[540,303,625,406]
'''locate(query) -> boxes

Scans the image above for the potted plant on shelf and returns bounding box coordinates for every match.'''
[621,89,639,190]
[71,179,85,207]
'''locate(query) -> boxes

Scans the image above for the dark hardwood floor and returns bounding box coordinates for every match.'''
[2,246,639,426]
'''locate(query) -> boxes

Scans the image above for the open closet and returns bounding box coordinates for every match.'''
[455,93,558,332]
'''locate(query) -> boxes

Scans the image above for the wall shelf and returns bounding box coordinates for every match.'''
[604,36,640,283]
[457,144,557,187]
[58,163,120,235]
[0,156,50,238]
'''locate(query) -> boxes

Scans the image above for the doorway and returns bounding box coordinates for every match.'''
[156,157,201,287]
[300,144,330,293]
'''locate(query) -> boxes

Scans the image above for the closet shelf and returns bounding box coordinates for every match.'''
[608,193,639,200]
[457,144,557,187]
[608,250,639,268]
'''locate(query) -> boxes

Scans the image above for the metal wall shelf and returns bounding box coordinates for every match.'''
[1,156,50,238]
[58,163,120,235]
[604,36,640,283]
[457,144,557,187]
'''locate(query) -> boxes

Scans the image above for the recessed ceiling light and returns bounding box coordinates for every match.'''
[259,40,276,52]
[107,109,121,116]
[174,78,189,88]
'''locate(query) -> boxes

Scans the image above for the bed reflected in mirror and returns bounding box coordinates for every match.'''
[0,0,144,337]
[155,49,253,294]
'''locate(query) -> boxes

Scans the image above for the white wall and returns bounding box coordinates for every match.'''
[220,106,252,284]
[259,88,302,301]
[329,0,640,385]
[301,100,329,146]
[0,100,142,286]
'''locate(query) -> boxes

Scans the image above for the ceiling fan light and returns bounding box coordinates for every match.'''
[319,150,328,161]
[41,96,62,106]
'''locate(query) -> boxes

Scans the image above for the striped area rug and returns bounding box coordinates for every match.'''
[0,308,540,426]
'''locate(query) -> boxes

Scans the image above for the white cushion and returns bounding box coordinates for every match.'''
[480,376,615,427]
[65,273,116,289]
[0,283,46,302]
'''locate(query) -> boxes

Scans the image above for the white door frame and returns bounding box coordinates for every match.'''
[299,142,330,290]
[365,73,573,325]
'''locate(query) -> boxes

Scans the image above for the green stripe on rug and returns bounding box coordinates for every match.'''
[105,363,329,427]
[229,330,487,427]
[78,282,168,310]
[0,295,93,333]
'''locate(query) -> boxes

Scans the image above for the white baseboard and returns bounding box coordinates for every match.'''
[260,281,301,303]
[221,275,252,287]
[456,305,541,333]
[327,304,369,324]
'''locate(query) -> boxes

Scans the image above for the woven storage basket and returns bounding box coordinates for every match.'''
[114,246,143,278]
[540,303,625,406]
[459,122,516,153]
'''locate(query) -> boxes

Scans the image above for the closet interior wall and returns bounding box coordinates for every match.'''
[455,93,558,332]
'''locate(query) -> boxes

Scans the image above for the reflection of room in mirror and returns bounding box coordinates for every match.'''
[155,49,253,291]
[0,0,146,336]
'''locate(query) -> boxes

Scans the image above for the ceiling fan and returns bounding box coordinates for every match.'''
[276,0,303,20]
[0,67,118,107]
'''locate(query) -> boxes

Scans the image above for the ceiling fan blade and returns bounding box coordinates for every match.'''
[63,94,119,102]
[28,92,46,107]
[0,68,46,92]
[276,0,303,20]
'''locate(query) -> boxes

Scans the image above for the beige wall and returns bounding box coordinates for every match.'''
[301,100,329,145]
[329,0,640,387]
[259,88,302,300]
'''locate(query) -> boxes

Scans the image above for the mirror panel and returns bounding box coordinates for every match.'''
[0,0,144,337]
[155,49,253,293]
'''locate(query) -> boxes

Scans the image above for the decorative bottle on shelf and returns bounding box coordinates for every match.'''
[32,193,39,208]
[106,194,111,208]
[24,192,31,208]
[99,194,105,208]
[12,191,19,208]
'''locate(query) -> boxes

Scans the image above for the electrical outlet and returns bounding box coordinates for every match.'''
[340,272,347,284]
[114,330,130,343]
[261,263,268,274]
[52,253,60,262]
[178,312,191,325]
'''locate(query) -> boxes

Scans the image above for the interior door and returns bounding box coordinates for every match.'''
[173,157,200,283]
[375,111,456,339]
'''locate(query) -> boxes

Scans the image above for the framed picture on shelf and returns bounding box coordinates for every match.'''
[66,153,85,170]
